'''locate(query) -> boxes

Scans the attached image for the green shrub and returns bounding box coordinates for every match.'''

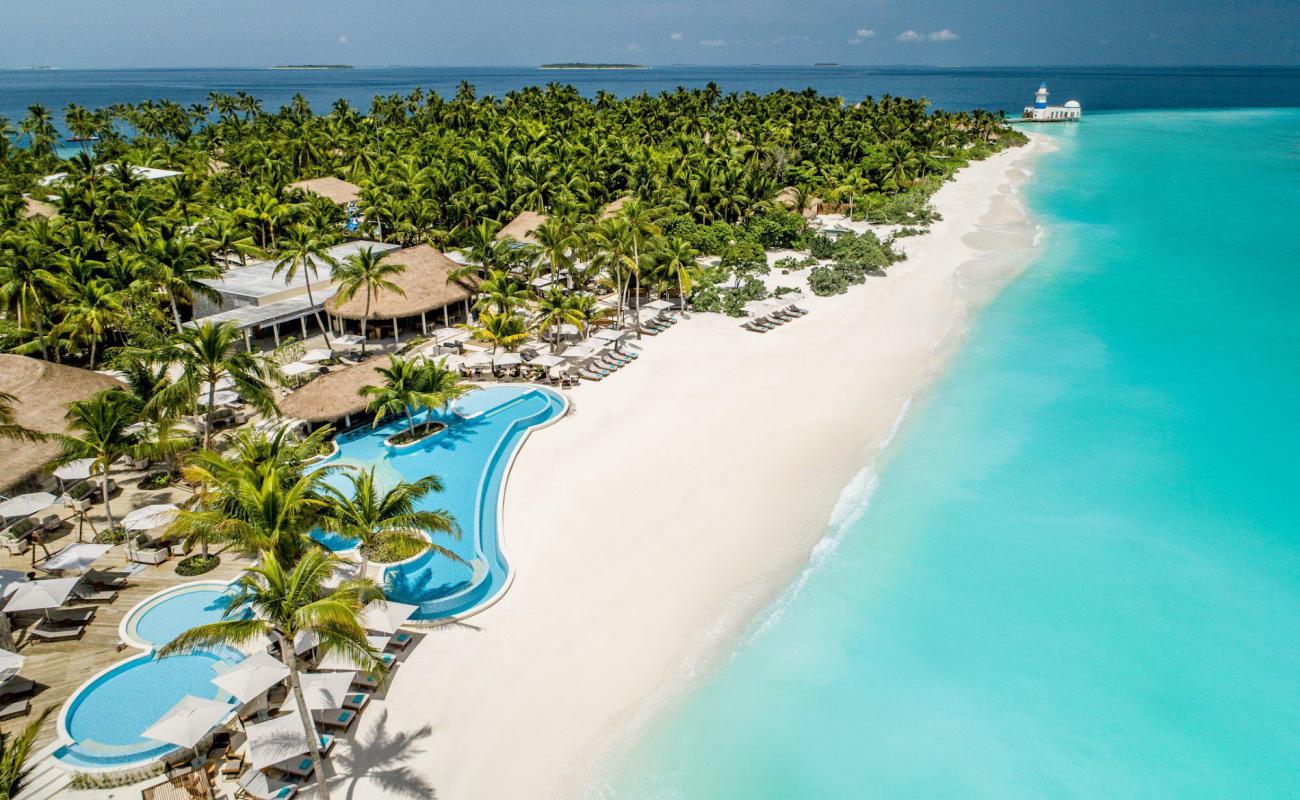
[176,554,220,576]
[808,234,835,260]
[93,527,127,545]
[808,265,849,296]
[139,471,175,490]
[742,209,806,249]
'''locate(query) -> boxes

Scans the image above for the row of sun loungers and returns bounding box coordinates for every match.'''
[578,348,640,382]
[743,305,809,333]
[636,314,679,336]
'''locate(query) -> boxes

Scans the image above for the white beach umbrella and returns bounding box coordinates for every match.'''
[244,713,318,770]
[294,630,320,655]
[281,362,317,378]
[644,299,674,311]
[1,578,79,613]
[430,354,465,371]
[358,601,417,635]
[529,354,564,369]
[39,543,111,574]
[492,353,522,368]
[0,493,57,518]
[432,327,468,343]
[578,337,609,350]
[592,328,626,343]
[121,503,179,532]
[52,458,96,482]
[199,376,235,394]
[552,323,580,338]
[463,351,493,369]
[212,651,290,704]
[142,695,233,749]
[301,349,333,364]
[298,671,354,711]
[197,390,240,407]
[561,345,594,360]
[0,650,24,687]
[742,300,773,317]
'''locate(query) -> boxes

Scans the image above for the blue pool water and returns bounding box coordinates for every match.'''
[56,584,247,771]
[312,384,566,619]
[602,111,1300,797]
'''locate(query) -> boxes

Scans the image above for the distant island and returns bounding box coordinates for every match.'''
[540,63,647,70]
[272,64,354,70]
[814,63,840,67]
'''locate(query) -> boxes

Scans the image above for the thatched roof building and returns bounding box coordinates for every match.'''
[287,176,362,206]
[22,197,57,219]
[0,355,122,493]
[279,357,387,424]
[495,211,548,245]
[775,187,822,219]
[327,244,473,322]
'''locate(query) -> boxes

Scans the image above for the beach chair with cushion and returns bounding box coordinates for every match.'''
[0,678,35,699]
[72,584,117,603]
[311,708,355,730]
[389,630,414,649]
[0,522,32,555]
[48,606,95,625]
[271,754,315,779]
[741,322,768,334]
[237,770,298,800]
[351,671,382,689]
[83,569,129,589]
[578,369,603,382]
[0,698,29,720]
[342,691,370,710]
[29,620,85,642]
[129,535,169,565]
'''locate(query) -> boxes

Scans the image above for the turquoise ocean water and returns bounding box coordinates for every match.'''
[602,110,1300,798]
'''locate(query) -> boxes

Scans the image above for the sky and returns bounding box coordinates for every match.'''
[0,0,1296,68]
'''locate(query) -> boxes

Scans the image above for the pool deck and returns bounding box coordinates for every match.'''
[0,475,254,750]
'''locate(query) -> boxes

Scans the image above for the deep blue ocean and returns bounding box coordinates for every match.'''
[1,66,1299,128]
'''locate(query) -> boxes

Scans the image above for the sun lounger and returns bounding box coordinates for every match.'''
[238,769,299,800]
[0,678,34,699]
[73,585,117,603]
[29,620,85,642]
[389,631,413,649]
[578,370,603,382]
[351,671,382,689]
[343,691,370,710]
[272,755,315,778]
[48,606,95,624]
[311,708,355,730]
[0,699,30,720]
[742,322,768,333]
[83,569,129,589]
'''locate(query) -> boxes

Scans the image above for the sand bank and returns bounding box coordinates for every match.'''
[336,136,1051,800]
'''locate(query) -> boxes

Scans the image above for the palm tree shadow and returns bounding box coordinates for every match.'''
[335,709,437,800]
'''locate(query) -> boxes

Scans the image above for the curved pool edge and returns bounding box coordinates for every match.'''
[53,578,240,775]
[403,382,570,625]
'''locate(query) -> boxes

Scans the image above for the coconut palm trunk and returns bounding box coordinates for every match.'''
[304,280,333,354]
[101,470,115,530]
[278,634,332,800]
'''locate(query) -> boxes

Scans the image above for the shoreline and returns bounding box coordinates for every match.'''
[338,134,1053,799]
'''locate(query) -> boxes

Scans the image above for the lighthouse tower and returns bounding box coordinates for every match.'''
[1023,81,1081,122]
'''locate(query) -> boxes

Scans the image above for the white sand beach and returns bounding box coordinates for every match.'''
[336,136,1051,800]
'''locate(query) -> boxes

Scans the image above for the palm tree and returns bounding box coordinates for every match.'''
[655,238,700,312]
[49,390,138,531]
[615,198,662,340]
[359,356,440,437]
[534,288,583,354]
[155,321,282,449]
[0,392,43,443]
[160,549,385,800]
[0,707,53,799]
[331,247,405,356]
[467,312,528,353]
[274,224,339,353]
[321,468,461,576]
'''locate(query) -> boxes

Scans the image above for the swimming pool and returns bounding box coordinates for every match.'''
[54,582,247,772]
[311,384,567,620]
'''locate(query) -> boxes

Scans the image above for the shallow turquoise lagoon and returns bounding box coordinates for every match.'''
[603,111,1300,798]
[312,384,566,619]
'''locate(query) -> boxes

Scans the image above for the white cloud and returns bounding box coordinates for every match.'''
[627,43,642,52]
[337,35,348,44]
[699,39,727,47]
[855,28,876,39]
[928,29,959,41]
[897,29,959,42]
[896,30,922,42]
[670,32,684,41]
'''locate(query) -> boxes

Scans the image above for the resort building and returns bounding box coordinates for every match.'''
[496,210,548,246]
[0,355,122,495]
[776,187,823,219]
[326,243,476,342]
[1022,82,1081,122]
[287,176,364,230]
[191,239,396,347]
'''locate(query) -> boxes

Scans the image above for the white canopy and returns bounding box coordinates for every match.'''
[0,493,57,518]
[561,345,594,360]
[2,578,79,612]
[294,630,319,655]
[358,601,417,635]
[577,337,609,350]
[432,327,468,343]
[493,353,522,368]
[198,390,240,407]
[644,299,674,311]
[142,695,233,748]
[742,300,773,317]
[121,504,179,532]
[301,349,334,364]
[430,354,465,371]
[281,361,317,377]
[244,713,319,770]
[212,651,290,704]
[0,649,24,686]
[333,334,365,348]
[53,458,97,481]
[315,635,391,671]
[529,354,564,369]
[463,351,493,369]
[39,543,111,573]
[199,376,235,394]
[592,329,626,343]
[298,671,354,711]
[551,323,580,337]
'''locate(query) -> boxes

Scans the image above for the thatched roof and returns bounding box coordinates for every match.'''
[598,196,629,220]
[775,187,822,219]
[495,211,547,245]
[327,244,473,321]
[0,355,122,493]
[279,357,387,424]
[287,176,361,206]
[22,197,57,219]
